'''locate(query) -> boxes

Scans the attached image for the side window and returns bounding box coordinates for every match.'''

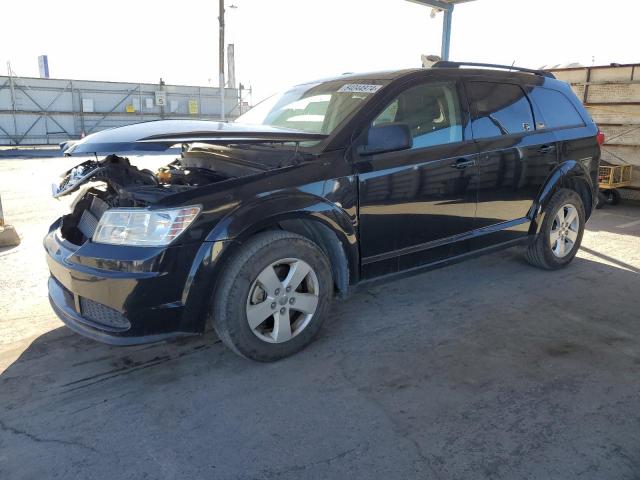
[372,82,463,149]
[528,87,585,129]
[466,82,534,139]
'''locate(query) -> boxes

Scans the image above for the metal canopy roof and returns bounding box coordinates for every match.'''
[405,0,478,60]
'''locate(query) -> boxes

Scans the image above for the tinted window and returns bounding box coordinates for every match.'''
[528,87,585,129]
[466,82,534,139]
[373,82,463,149]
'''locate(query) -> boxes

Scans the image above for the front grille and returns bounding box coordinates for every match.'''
[78,210,99,238]
[80,297,131,330]
[77,196,110,239]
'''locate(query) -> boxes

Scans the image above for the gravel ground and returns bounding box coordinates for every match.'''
[1,156,639,480]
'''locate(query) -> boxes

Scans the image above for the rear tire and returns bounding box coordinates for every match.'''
[525,188,585,270]
[597,189,621,208]
[602,189,621,206]
[212,230,333,361]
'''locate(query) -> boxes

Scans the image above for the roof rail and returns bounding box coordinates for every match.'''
[431,61,556,79]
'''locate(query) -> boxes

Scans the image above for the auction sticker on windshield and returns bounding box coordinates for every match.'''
[337,84,383,94]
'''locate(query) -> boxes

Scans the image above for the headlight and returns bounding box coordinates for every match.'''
[92,206,201,246]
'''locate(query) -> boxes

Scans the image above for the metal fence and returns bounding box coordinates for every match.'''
[0,75,240,146]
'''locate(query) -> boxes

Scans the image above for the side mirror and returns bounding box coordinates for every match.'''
[357,122,412,156]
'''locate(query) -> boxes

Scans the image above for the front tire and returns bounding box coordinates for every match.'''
[525,188,585,270]
[212,230,333,361]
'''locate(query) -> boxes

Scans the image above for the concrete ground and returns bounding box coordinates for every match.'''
[1,156,639,480]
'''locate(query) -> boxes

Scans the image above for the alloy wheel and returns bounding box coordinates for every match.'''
[245,258,319,343]
[549,204,580,258]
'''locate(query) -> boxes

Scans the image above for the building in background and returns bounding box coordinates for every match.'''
[0,75,240,146]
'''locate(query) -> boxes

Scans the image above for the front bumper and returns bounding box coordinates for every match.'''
[45,219,231,345]
[48,277,186,345]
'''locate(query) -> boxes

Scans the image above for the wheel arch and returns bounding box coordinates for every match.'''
[564,176,593,217]
[180,192,359,334]
[210,192,359,294]
[274,217,354,298]
[530,159,595,234]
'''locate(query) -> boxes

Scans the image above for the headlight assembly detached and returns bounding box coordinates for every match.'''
[93,206,201,246]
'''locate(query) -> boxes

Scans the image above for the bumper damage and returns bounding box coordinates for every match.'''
[45,221,231,345]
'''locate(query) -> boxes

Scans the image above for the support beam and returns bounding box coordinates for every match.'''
[86,85,140,134]
[8,65,18,146]
[441,5,453,60]
[406,0,473,61]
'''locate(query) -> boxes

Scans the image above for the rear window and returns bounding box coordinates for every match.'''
[528,87,585,129]
[466,82,534,139]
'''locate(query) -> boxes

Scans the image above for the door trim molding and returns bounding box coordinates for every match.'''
[358,236,530,290]
[361,216,531,265]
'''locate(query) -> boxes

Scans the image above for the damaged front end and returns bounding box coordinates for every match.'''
[44,120,327,343]
[52,153,232,246]
[51,120,327,247]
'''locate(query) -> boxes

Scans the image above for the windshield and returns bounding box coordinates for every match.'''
[236,80,389,135]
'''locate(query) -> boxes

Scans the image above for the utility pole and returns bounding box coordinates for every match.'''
[219,0,226,121]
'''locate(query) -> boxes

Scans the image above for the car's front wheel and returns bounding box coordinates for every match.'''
[212,230,333,361]
[525,188,585,270]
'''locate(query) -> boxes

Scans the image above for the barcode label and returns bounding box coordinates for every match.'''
[337,84,383,94]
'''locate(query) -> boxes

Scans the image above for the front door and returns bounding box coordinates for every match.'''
[355,80,478,278]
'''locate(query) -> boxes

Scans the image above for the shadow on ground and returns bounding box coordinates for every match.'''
[1,247,640,479]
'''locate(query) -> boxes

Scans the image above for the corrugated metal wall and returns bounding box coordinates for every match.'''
[0,75,240,146]
[550,64,640,187]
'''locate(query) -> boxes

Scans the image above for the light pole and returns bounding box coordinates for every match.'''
[218,0,225,121]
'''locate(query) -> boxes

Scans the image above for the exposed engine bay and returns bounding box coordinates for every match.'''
[54,144,298,245]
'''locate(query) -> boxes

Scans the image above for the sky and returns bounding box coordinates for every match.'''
[1,0,638,103]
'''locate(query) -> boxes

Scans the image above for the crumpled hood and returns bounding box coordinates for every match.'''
[63,120,328,156]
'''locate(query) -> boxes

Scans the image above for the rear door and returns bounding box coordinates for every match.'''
[465,81,559,247]
[355,80,479,278]
[527,85,594,184]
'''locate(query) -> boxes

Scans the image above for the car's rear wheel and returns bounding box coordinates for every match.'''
[212,230,333,361]
[525,188,585,270]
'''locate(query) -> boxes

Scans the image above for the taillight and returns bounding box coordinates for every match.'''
[596,130,605,145]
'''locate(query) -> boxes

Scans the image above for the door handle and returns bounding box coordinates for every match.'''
[451,158,476,169]
[538,144,556,154]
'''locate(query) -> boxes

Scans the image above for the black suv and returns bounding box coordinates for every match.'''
[46,62,601,361]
